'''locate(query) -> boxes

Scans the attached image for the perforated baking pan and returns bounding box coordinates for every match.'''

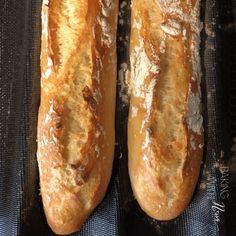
[0,0,235,235]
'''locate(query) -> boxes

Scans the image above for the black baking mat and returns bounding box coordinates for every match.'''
[0,0,235,235]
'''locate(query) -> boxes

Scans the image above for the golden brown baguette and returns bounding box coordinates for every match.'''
[128,0,204,220]
[37,0,118,234]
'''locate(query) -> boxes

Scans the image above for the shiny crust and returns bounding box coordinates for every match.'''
[128,0,203,220]
[37,0,118,234]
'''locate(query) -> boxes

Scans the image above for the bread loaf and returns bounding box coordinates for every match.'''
[128,0,204,220]
[37,0,118,234]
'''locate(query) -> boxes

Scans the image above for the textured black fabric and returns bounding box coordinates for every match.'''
[0,0,235,235]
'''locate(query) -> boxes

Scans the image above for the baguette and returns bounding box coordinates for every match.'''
[128,0,203,220]
[37,0,118,234]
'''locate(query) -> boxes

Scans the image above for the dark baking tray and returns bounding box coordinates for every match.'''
[0,0,235,235]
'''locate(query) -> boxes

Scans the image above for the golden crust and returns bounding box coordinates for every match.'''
[128,0,203,220]
[37,0,118,234]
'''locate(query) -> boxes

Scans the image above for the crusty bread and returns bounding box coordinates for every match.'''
[37,0,118,234]
[128,0,204,220]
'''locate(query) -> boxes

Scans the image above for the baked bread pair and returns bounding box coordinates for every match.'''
[37,0,203,234]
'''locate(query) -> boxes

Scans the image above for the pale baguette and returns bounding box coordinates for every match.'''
[128,0,204,220]
[37,0,118,234]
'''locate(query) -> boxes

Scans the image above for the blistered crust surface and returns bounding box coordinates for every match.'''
[128,0,203,220]
[37,0,118,234]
